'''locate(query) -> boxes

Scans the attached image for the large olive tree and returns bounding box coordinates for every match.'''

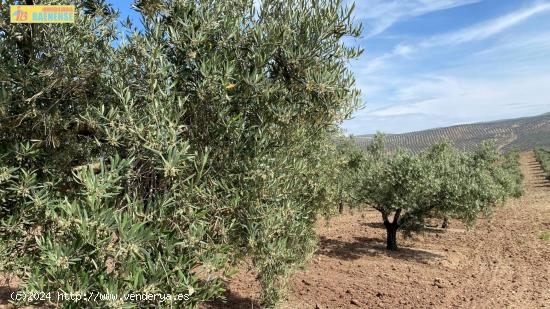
[1,0,362,307]
[359,137,518,250]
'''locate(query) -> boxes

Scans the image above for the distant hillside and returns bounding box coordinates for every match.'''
[354,113,550,154]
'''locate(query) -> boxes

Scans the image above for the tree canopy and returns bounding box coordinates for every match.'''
[358,136,522,250]
[0,0,362,307]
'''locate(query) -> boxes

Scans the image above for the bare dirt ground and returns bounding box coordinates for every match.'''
[205,151,550,308]
[2,152,549,308]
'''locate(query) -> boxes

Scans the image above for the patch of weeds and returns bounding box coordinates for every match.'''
[538,230,550,241]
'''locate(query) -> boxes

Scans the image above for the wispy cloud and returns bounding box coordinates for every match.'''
[352,0,481,37]
[368,74,550,119]
[344,1,550,134]
[474,31,550,57]
[344,73,550,133]
[363,2,550,74]
[425,2,550,46]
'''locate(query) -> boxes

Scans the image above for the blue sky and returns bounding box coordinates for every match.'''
[110,1,550,134]
[342,0,550,134]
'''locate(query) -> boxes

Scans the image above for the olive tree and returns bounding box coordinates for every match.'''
[359,138,513,250]
[359,150,433,250]
[1,0,362,307]
[334,135,365,213]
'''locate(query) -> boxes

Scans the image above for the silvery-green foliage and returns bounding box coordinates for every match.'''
[333,134,365,213]
[1,0,362,307]
[358,137,523,250]
[501,150,524,198]
[534,148,549,180]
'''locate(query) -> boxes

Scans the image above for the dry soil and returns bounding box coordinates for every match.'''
[204,151,550,309]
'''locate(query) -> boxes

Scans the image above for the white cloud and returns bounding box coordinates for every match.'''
[392,76,458,102]
[352,0,481,36]
[344,1,550,134]
[345,28,550,133]
[474,31,550,57]
[344,72,550,134]
[425,2,550,46]
[362,2,550,74]
[367,74,550,120]
[393,43,415,57]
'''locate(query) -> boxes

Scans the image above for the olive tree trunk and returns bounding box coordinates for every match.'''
[384,221,398,250]
[441,217,449,229]
[382,209,401,251]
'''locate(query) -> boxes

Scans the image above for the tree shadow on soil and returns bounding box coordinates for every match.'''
[360,222,385,229]
[318,236,444,263]
[360,222,456,234]
[202,290,260,309]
